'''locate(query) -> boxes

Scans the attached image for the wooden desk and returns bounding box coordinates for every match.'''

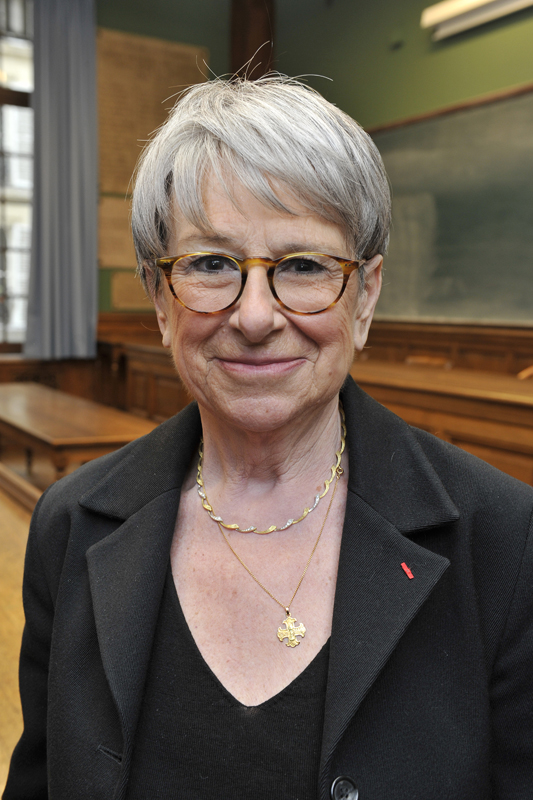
[351,361,533,485]
[0,383,157,482]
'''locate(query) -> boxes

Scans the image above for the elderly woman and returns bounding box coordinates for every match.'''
[4,77,533,800]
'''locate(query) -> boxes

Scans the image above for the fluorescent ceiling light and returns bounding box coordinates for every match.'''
[421,0,533,40]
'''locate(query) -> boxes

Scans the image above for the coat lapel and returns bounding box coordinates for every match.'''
[318,379,458,796]
[318,491,451,796]
[81,403,202,794]
[86,490,180,768]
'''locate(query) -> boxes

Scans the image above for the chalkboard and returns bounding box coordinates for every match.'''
[371,89,533,325]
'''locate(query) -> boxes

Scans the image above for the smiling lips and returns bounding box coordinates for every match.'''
[217,356,306,376]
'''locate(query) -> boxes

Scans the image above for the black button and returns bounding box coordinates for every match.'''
[330,776,359,800]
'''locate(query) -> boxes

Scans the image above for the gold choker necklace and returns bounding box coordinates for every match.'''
[196,406,346,535]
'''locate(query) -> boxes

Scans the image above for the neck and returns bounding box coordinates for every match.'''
[196,397,343,532]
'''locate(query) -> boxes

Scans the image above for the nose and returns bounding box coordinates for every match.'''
[228,263,287,342]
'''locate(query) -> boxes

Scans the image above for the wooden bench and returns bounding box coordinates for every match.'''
[351,361,533,485]
[0,382,158,483]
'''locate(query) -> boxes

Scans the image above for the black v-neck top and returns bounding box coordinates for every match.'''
[126,566,330,799]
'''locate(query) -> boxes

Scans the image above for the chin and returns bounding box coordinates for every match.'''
[203,387,340,435]
[205,393,303,432]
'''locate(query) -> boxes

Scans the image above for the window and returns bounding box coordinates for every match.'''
[0,0,32,345]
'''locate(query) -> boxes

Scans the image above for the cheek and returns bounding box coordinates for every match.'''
[168,312,205,374]
[168,310,229,389]
[298,307,356,365]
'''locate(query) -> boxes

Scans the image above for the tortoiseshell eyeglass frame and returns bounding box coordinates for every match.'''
[152,252,366,315]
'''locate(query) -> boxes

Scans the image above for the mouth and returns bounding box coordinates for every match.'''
[215,356,306,376]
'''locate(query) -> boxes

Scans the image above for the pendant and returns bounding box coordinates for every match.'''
[277,611,306,647]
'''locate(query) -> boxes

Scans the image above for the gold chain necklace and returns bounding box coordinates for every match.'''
[196,406,346,534]
[198,406,346,646]
[217,468,342,646]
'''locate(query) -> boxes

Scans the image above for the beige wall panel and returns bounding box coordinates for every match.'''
[98,28,208,195]
[99,196,137,268]
[111,271,153,310]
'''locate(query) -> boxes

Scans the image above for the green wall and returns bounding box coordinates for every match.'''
[94,0,533,131]
[275,0,533,128]
[96,0,231,77]
[98,268,112,314]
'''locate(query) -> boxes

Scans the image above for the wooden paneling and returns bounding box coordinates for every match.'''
[96,313,161,408]
[351,360,533,485]
[97,27,207,312]
[97,312,159,341]
[0,356,97,401]
[452,442,533,486]
[98,196,137,269]
[97,28,208,196]
[0,344,22,354]
[365,321,533,375]
[125,344,190,422]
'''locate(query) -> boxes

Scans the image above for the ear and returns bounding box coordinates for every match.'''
[353,254,383,353]
[144,261,173,349]
[153,291,173,349]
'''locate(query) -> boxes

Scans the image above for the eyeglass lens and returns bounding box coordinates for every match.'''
[170,254,346,313]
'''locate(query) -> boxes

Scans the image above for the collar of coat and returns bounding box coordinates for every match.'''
[79,376,457,800]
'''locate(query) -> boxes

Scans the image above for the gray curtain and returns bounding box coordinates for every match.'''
[24,0,98,359]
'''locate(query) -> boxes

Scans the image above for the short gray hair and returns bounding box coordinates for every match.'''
[132,75,391,295]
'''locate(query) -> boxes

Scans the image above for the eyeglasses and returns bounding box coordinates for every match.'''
[154,252,365,315]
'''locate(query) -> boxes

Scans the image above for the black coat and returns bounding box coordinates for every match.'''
[4,378,533,800]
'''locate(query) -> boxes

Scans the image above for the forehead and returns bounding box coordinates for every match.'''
[169,174,349,257]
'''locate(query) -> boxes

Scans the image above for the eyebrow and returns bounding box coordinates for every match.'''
[175,233,238,251]
[282,242,338,255]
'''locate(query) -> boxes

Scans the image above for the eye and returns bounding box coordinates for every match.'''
[277,256,327,275]
[188,255,239,273]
